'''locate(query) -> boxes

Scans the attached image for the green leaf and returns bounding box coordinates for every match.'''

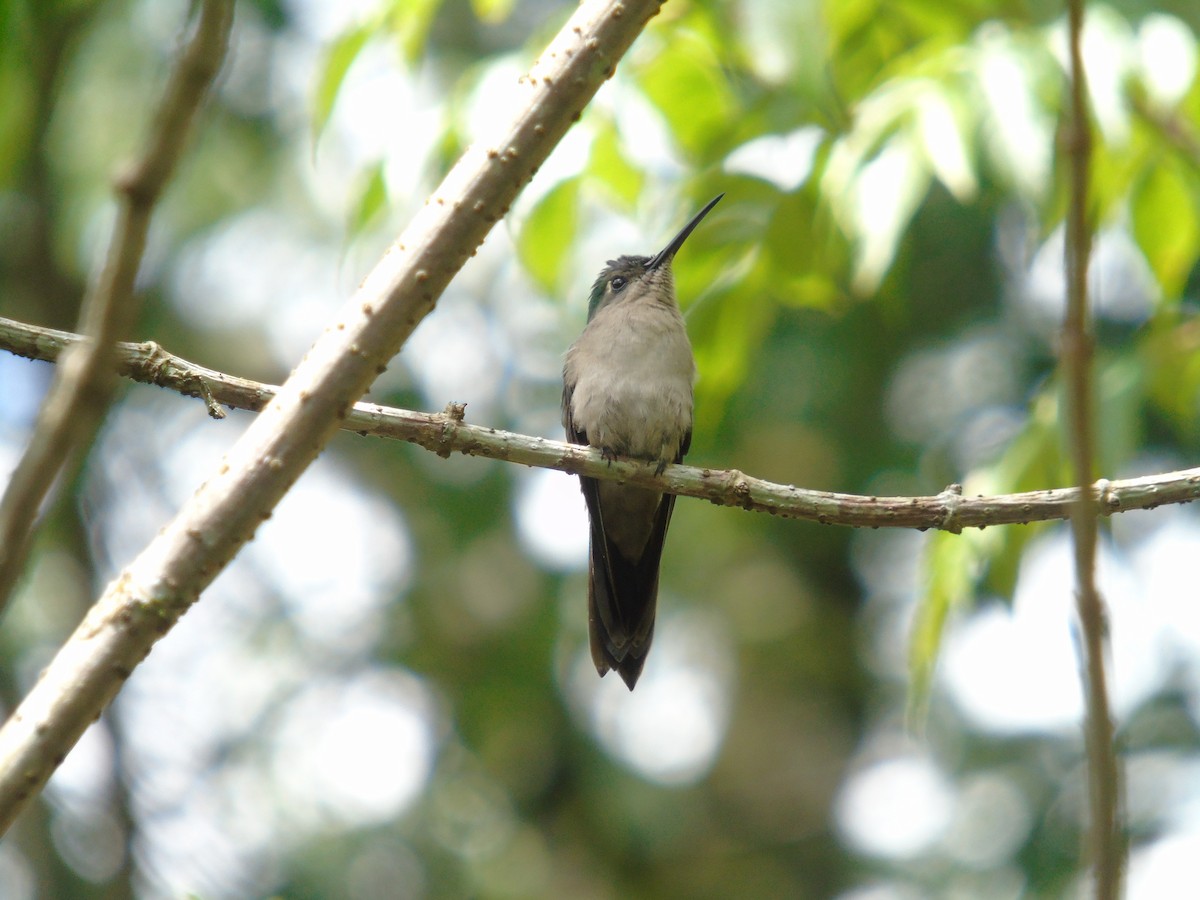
[0,57,33,190]
[761,188,848,309]
[913,80,976,201]
[908,529,975,724]
[635,30,737,158]
[588,122,643,208]
[687,245,774,430]
[348,160,389,239]
[1094,355,1145,476]
[312,24,372,143]
[846,134,932,293]
[517,178,580,294]
[1131,158,1200,300]
[470,0,515,24]
[1141,319,1200,439]
[387,0,444,63]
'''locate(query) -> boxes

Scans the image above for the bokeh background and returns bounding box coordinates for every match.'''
[2,0,1200,896]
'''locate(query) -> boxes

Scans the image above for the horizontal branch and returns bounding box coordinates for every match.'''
[4,314,1197,531]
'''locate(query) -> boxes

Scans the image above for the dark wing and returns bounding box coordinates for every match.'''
[562,377,624,679]
[561,375,579,442]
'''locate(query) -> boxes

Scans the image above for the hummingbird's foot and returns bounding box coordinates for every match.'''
[601,446,618,466]
[654,459,668,476]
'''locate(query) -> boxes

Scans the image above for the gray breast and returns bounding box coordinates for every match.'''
[566,301,695,460]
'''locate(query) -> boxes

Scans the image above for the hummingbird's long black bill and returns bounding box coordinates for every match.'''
[645,193,724,271]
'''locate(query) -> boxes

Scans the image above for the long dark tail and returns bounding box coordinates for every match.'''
[586,485,675,690]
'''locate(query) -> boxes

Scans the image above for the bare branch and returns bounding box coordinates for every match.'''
[1130,90,1200,170]
[0,0,234,615]
[3,315,1198,530]
[0,0,666,836]
[1064,1,1123,894]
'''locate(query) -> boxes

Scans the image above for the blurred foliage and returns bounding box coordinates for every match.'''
[2,0,1200,897]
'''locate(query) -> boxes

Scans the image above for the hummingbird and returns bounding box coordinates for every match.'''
[562,194,722,689]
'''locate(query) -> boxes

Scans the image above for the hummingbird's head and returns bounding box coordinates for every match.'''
[585,194,723,322]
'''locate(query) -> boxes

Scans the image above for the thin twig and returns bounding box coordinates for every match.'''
[3,314,1198,530]
[0,0,665,836]
[1064,1,1123,895]
[1129,90,1200,170]
[0,0,234,616]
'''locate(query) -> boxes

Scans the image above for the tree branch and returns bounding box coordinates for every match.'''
[1064,1,1123,895]
[0,0,234,616]
[4,314,1199,530]
[1129,90,1200,170]
[0,0,666,836]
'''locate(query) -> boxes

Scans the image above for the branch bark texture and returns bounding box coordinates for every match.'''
[3,315,1199,531]
[0,0,666,834]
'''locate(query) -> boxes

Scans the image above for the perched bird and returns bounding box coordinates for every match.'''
[562,195,722,689]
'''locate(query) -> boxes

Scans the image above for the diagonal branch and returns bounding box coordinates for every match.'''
[1129,90,1200,170]
[0,0,666,836]
[1063,1,1123,895]
[3,314,1199,530]
[0,0,234,616]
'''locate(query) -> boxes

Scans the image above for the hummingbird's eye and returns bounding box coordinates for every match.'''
[610,276,627,291]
